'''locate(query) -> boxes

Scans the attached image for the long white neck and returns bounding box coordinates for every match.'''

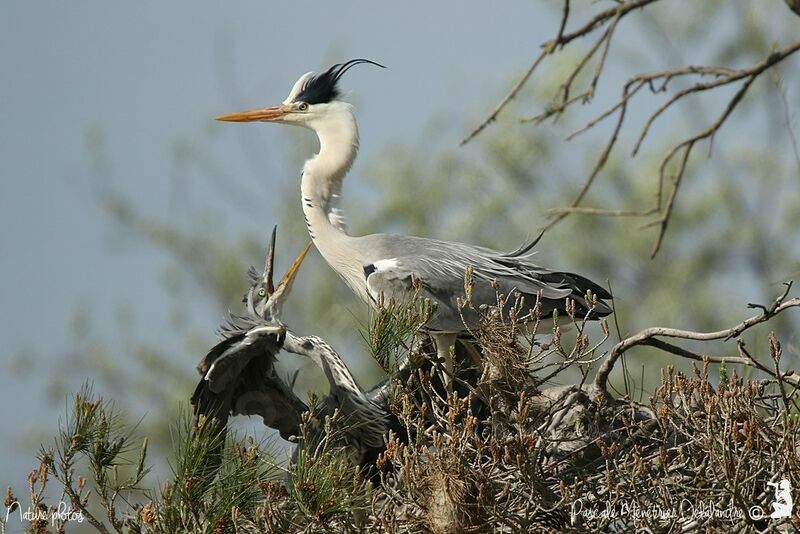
[300,103,367,299]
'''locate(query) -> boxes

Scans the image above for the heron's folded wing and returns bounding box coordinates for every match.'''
[362,234,611,325]
[364,253,574,331]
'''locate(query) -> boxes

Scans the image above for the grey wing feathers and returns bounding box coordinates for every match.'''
[337,393,389,449]
[199,325,281,394]
[216,311,265,340]
[229,357,306,441]
[360,234,611,331]
[192,320,304,442]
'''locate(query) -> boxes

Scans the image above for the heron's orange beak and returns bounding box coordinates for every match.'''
[216,105,287,122]
[267,241,313,309]
[278,241,313,291]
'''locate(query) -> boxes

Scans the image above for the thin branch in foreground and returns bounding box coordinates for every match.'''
[594,283,800,390]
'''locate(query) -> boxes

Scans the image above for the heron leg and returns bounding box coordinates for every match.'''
[433,333,457,394]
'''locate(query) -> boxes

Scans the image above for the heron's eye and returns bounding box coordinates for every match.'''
[258,288,267,297]
[297,102,309,112]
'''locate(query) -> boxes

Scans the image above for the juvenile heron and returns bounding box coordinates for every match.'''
[191,230,311,473]
[194,228,395,478]
[282,332,394,478]
[217,59,612,386]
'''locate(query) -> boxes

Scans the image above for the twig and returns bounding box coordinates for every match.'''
[595,283,800,389]
[461,0,660,145]
[770,69,800,178]
[460,51,548,146]
[646,139,693,257]
[544,94,628,231]
[464,0,800,256]
[546,206,657,217]
[555,0,571,46]
[61,472,110,534]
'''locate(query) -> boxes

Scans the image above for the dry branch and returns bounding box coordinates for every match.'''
[595,283,800,390]
[462,0,660,146]
[463,0,800,256]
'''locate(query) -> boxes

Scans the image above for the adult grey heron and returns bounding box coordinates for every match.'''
[217,59,612,387]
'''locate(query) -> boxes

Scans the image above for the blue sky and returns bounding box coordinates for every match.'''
[0,0,559,493]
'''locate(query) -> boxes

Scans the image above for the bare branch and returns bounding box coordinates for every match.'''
[546,206,657,217]
[461,0,660,145]
[595,283,800,389]
[460,51,548,146]
[464,0,800,256]
[544,91,628,231]
[558,42,799,254]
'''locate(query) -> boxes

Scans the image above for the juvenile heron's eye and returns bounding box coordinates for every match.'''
[258,288,267,297]
[297,102,309,112]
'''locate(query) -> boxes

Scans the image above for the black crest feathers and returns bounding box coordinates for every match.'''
[295,58,385,105]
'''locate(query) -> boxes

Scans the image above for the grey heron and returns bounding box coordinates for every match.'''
[282,332,394,477]
[191,230,310,475]
[193,228,397,480]
[217,59,612,388]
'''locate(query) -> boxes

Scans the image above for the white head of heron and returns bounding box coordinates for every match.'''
[216,58,614,396]
[244,226,312,322]
[216,59,385,130]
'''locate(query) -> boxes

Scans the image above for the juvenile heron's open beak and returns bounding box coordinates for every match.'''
[264,241,314,317]
[277,241,313,294]
[216,105,286,122]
